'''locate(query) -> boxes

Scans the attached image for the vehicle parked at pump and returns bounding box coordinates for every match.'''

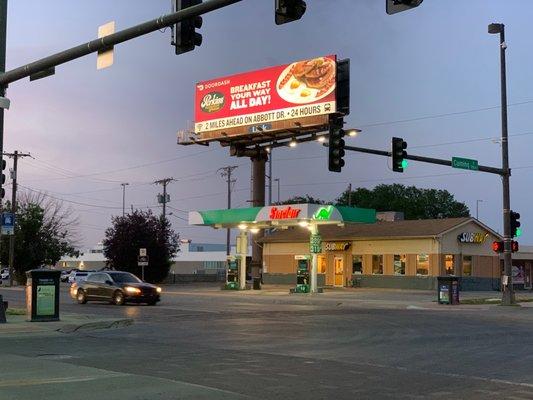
[71,271,161,306]
[61,269,77,282]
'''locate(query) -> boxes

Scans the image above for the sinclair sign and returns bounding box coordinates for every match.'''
[194,55,337,141]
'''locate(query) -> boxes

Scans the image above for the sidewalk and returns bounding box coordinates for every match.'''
[0,312,133,335]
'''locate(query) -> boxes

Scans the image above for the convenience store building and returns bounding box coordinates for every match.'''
[260,217,503,291]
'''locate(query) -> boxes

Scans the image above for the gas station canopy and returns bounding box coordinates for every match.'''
[188,203,376,229]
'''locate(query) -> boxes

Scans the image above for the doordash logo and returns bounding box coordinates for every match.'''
[269,206,301,220]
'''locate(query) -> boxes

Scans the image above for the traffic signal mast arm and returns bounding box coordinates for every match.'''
[342,144,505,176]
[0,0,243,87]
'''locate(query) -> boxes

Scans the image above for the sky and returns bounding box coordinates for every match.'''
[4,0,533,249]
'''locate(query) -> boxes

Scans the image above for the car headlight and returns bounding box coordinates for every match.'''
[125,286,141,294]
[156,287,162,293]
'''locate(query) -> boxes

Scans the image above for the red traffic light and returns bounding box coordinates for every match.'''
[492,241,504,253]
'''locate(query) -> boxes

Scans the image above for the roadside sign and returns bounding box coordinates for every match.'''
[139,248,147,257]
[452,157,478,171]
[310,233,322,254]
[138,255,149,267]
[97,21,115,70]
[1,212,14,235]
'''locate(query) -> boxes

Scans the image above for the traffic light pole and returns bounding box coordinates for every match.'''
[491,24,514,305]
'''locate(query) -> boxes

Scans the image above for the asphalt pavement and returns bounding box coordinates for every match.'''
[2,284,533,399]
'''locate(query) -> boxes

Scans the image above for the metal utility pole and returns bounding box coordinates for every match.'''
[121,183,129,217]
[274,178,280,203]
[476,199,483,220]
[218,165,238,255]
[348,183,352,206]
[0,1,7,275]
[4,150,30,287]
[267,150,273,205]
[154,178,174,219]
[489,23,514,305]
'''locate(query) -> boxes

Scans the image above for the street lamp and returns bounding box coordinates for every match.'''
[488,22,514,305]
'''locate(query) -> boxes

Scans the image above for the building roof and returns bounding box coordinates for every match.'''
[259,217,487,243]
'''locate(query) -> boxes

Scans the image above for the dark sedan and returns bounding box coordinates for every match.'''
[71,271,161,306]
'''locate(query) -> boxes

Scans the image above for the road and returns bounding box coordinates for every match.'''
[1,284,533,399]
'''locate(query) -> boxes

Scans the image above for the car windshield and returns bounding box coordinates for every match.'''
[110,272,142,283]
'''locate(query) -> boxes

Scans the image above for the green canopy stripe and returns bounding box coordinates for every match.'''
[198,207,262,225]
[336,206,376,224]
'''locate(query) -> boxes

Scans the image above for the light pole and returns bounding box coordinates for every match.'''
[489,22,514,305]
[121,183,129,217]
[476,199,483,220]
[274,178,280,204]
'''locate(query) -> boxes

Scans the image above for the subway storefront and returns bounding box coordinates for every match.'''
[261,217,503,291]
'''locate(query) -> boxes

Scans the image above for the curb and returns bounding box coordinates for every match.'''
[57,318,134,333]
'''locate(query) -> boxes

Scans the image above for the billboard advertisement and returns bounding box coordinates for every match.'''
[194,55,337,141]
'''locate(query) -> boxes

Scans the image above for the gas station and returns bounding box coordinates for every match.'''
[189,203,376,293]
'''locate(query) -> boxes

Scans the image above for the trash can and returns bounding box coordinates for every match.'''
[253,277,261,290]
[26,269,61,322]
[437,276,460,305]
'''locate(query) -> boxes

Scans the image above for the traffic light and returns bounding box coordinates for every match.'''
[510,210,521,237]
[391,137,408,172]
[275,0,306,25]
[0,159,5,199]
[171,0,203,55]
[512,240,519,253]
[328,118,345,173]
[492,241,504,253]
[386,0,423,15]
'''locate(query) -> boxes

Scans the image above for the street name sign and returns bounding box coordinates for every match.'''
[452,157,478,171]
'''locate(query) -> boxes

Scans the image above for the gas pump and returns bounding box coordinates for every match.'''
[225,256,239,290]
[295,255,311,293]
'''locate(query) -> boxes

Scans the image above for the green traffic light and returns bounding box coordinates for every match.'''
[516,227,522,237]
[401,159,408,169]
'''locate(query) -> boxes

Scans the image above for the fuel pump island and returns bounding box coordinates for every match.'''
[188,203,375,293]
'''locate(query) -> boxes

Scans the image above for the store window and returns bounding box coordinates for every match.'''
[462,256,473,276]
[416,254,429,275]
[352,255,363,275]
[318,255,327,274]
[394,254,406,275]
[444,254,454,275]
[372,255,383,275]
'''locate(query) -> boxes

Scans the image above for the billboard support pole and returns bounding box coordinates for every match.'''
[251,149,267,289]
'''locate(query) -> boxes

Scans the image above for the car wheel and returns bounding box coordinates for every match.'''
[112,290,125,306]
[77,289,87,304]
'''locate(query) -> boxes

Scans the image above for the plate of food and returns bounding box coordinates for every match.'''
[276,57,336,105]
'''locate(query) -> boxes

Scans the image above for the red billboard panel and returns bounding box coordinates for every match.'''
[194,55,337,140]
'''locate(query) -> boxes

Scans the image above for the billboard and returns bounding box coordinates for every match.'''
[194,55,337,141]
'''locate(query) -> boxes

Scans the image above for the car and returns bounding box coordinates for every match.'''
[60,269,75,282]
[0,268,8,280]
[68,271,90,284]
[72,271,161,306]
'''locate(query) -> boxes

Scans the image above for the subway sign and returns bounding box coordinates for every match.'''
[457,232,488,244]
[323,242,351,251]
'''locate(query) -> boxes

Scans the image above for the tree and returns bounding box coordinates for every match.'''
[336,184,470,219]
[275,194,325,205]
[103,210,179,283]
[1,191,80,283]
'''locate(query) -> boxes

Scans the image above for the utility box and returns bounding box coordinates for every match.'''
[26,269,61,321]
[437,276,460,305]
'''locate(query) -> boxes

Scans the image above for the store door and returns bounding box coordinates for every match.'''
[334,257,344,287]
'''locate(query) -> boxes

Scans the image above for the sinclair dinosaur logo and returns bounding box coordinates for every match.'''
[313,206,334,221]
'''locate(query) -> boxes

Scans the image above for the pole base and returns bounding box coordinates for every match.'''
[501,289,516,306]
